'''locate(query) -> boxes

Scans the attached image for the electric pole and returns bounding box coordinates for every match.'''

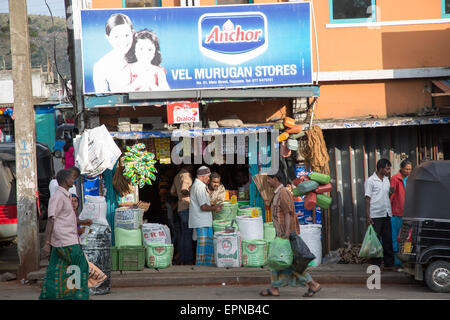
[8,0,40,280]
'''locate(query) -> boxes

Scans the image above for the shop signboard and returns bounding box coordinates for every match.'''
[167,102,200,124]
[80,2,312,94]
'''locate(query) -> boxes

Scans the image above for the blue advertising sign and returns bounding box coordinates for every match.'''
[80,3,312,94]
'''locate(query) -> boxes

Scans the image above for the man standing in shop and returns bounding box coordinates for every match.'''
[170,165,193,265]
[189,166,223,266]
[364,158,395,270]
[207,172,226,206]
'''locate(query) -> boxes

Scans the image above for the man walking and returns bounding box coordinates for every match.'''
[40,169,89,300]
[49,166,80,196]
[170,165,194,265]
[189,166,222,266]
[364,159,395,270]
[259,171,321,297]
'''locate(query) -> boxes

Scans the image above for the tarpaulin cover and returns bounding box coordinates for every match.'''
[403,161,450,220]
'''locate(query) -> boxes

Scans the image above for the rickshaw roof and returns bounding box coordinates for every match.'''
[404,160,450,220]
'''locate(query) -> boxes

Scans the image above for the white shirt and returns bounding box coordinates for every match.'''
[364,172,392,218]
[49,179,77,197]
[189,178,212,229]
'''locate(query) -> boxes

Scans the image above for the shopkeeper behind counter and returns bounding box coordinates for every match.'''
[207,172,226,205]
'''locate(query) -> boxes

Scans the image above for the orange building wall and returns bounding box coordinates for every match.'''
[315,79,432,120]
[91,0,123,8]
[89,0,448,120]
[312,0,450,71]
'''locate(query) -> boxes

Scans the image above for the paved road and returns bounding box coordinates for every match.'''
[1,281,448,300]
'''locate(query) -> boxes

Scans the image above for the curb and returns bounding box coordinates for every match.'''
[28,269,414,287]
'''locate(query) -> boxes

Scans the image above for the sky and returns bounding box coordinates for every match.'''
[0,0,66,17]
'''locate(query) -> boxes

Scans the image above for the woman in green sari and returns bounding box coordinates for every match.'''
[39,169,89,300]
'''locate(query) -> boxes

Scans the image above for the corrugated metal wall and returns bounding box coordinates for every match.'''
[322,124,447,251]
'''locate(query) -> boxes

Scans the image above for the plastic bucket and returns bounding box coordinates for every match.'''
[242,240,267,267]
[296,213,305,225]
[146,243,174,269]
[295,164,308,178]
[294,201,304,214]
[264,222,276,242]
[303,208,321,225]
[236,215,264,241]
[300,224,322,266]
[115,227,142,248]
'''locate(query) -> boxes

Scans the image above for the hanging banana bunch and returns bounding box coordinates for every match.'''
[122,143,158,188]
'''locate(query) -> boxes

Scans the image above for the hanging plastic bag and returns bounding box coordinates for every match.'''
[359,225,384,258]
[267,237,293,271]
[289,231,316,274]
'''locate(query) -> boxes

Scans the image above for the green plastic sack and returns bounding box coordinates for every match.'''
[242,240,267,267]
[146,243,174,268]
[267,237,293,271]
[359,225,384,258]
[264,222,276,242]
[115,227,142,248]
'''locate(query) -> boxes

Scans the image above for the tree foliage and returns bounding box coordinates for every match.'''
[0,13,70,79]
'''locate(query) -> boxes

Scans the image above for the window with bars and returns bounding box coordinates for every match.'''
[125,0,161,7]
[443,0,450,18]
[329,0,376,24]
[180,0,200,6]
[216,0,252,5]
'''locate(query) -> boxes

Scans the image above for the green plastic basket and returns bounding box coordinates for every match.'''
[118,246,145,271]
[111,247,119,271]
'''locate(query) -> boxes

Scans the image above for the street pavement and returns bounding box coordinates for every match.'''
[0,281,449,300]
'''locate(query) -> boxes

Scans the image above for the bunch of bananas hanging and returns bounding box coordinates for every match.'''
[122,143,158,188]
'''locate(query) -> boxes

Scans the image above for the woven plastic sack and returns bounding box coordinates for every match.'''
[267,237,293,271]
[242,240,267,267]
[146,243,173,269]
[359,225,384,258]
[115,227,142,248]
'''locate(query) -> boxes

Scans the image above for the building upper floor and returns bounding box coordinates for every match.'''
[87,0,450,77]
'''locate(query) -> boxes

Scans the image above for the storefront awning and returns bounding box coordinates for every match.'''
[84,86,320,109]
[313,116,450,130]
[110,125,274,139]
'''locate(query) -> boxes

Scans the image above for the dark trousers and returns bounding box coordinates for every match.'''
[177,209,193,265]
[371,215,395,267]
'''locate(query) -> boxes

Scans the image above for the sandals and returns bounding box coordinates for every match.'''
[303,286,321,297]
[259,288,280,297]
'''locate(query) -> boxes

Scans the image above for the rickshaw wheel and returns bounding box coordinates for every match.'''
[425,260,450,293]
[54,150,62,158]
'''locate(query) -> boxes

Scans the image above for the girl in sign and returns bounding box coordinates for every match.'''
[93,13,135,93]
[127,29,170,91]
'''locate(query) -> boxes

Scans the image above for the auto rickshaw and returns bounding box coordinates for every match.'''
[397,160,450,293]
[0,142,54,241]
